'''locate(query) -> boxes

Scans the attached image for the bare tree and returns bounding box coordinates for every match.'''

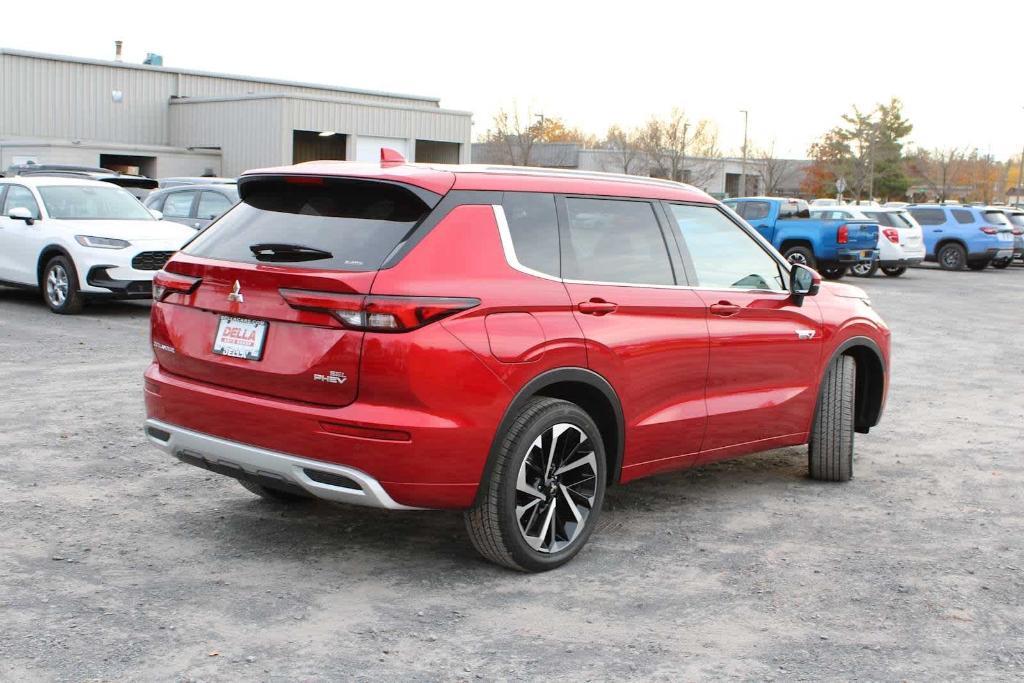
[480,106,543,166]
[907,148,964,202]
[641,109,720,187]
[755,142,801,195]
[602,125,645,175]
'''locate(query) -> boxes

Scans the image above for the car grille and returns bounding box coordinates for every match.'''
[132,251,174,271]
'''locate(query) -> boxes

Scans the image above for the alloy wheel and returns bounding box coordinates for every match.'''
[788,252,808,265]
[515,423,598,554]
[940,248,962,269]
[850,262,873,276]
[46,265,69,307]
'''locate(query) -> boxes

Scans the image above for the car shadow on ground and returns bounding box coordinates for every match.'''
[0,285,151,317]
[174,447,810,572]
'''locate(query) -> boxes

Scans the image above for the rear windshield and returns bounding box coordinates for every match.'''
[183,178,435,271]
[982,210,1009,226]
[1006,213,1024,227]
[863,211,902,228]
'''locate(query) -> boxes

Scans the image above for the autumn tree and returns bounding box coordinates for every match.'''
[602,124,646,175]
[479,106,545,166]
[754,142,802,196]
[905,148,964,202]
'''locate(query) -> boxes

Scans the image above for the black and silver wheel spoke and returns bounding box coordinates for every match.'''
[515,422,597,554]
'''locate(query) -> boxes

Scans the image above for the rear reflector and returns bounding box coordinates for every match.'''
[319,421,411,442]
[837,224,849,244]
[883,228,900,244]
[279,288,479,332]
[152,270,202,301]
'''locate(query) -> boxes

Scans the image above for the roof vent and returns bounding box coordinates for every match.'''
[380,147,406,165]
[143,53,163,66]
[114,40,123,62]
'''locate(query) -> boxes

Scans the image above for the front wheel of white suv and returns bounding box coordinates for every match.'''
[42,255,84,314]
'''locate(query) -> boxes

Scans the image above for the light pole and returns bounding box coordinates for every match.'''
[739,110,749,197]
[1017,107,1024,205]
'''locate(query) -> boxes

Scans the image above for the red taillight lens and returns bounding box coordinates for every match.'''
[883,228,900,244]
[279,289,479,332]
[1011,228,1023,236]
[837,224,849,244]
[980,226,998,235]
[152,270,201,301]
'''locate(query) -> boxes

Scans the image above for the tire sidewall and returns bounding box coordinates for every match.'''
[938,244,965,270]
[785,246,816,271]
[42,255,82,314]
[497,402,607,571]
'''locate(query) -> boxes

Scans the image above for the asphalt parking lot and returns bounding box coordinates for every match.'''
[1,264,1022,682]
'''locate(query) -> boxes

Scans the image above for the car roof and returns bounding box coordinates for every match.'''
[151,184,239,194]
[0,176,121,188]
[241,160,716,204]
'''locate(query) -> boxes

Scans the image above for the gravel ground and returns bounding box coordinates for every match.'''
[1,263,1022,682]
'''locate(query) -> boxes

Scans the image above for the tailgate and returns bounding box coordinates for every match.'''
[845,221,879,249]
[152,257,373,407]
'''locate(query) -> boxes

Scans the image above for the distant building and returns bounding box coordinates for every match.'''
[0,48,472,178]
[472,141,810,198]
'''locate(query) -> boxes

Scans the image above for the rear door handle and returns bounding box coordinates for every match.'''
[709,301,741,317]
[578,299,617,315]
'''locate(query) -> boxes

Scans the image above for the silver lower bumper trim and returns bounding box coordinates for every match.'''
[144,418,420,510]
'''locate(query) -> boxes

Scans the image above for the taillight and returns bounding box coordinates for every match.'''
[980,226,998,235]
[1012,228,1023,236]
[837,224,849,244]
[883,228,900,244]
[152,270,201,301]
[279,289,479,332]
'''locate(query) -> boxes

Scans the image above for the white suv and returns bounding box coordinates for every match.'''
[811,205,926,277]
[0,177,195,313]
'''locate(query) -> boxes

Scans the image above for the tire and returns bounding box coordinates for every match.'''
[42,255,84,314]
[464,397,607,572]
[809,354,856,482]
[937,243,967,270]
[850,261,879,278]
[238,478,311,503]
[991,259,1011,270]
[784,246,817,270]
[966,260,988,271]
[881,266,906,277]
[819,263,848,280]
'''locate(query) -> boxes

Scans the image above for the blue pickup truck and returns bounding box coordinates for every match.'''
[723,197,879,280]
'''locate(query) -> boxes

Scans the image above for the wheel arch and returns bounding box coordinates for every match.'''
[780,238,814,254]
[475,367,625,506]
[827,336,886,434]
[36,244,77,288]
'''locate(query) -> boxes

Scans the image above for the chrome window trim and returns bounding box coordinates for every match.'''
[492,204,788,296]
[492,204,563,282]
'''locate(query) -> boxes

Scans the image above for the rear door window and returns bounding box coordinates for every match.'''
[951,209,975,224]
[183,177,436,271]
[909,208,947,226]
[562,197,674,285]
[668,203,786,292]
[501,192,559,277]
[162,190,197,218]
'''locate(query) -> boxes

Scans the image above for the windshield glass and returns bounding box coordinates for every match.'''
[38,185,153,220]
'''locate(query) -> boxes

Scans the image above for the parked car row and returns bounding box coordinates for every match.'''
[730,196,1023,277]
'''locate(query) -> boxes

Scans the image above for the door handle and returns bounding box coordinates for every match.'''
[709,301,741,317]
[578,299,617,315]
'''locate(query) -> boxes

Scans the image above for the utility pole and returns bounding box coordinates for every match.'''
[679,121,689,182]
[739,110,749,197]
[1017,107,1024,205]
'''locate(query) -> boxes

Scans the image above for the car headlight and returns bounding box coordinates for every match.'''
[75,235,131,249]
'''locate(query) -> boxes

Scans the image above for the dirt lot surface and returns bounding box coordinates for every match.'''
[1,264,1022,682]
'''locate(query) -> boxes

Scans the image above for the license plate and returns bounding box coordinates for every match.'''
[213,316,267,361]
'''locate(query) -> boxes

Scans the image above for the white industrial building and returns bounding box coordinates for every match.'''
[0,48,472,178]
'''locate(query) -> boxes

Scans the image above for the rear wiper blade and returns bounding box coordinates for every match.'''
[249,243,333,262]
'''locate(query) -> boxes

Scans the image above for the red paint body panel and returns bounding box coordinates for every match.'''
[145,161,890,510]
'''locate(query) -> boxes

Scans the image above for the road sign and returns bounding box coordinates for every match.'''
[835,177,848,193]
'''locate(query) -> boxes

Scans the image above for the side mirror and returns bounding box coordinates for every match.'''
[8,206,35,225]
[789,263,820,306]
[148,209,164,220]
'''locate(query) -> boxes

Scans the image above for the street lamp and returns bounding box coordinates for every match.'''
[739,110,749,197]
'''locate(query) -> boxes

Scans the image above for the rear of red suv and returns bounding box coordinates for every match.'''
[145,157,889,572]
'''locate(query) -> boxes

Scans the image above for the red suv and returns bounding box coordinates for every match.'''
[144,154,889,572]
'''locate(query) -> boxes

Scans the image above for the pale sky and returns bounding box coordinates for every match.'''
[6,0,1024,160]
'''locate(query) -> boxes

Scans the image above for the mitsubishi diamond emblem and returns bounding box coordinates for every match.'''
[227,280,244,303]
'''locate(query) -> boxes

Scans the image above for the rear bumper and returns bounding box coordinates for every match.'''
[836,249,878,264]
[144,418,419,509]
[879,257,924,267]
